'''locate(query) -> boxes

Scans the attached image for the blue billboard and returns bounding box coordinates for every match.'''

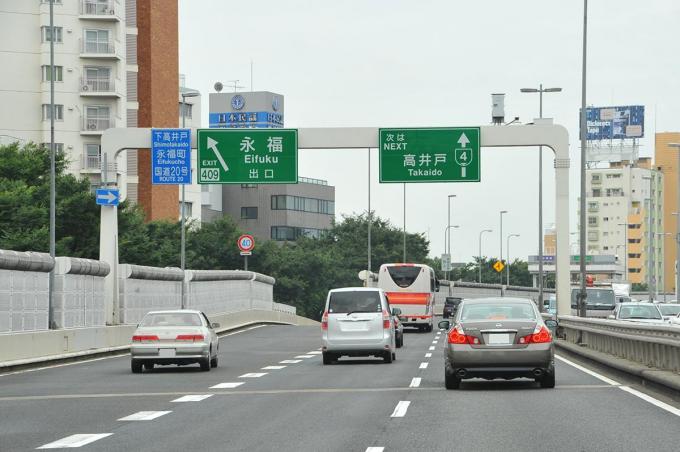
[209,111,283,129]
[585,105,644,141]
[151,128,191,184]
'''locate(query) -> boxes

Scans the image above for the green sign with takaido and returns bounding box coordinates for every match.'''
[197,129,298,184]
[379,127,481,183]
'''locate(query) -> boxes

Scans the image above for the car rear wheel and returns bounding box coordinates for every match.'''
[199,356,211,371]
[540,372,555,388]
[396,334,403,348]
[445,370,461,389]
[131,359,143,374]
[322,352,335,365]
[210,356,218,368]
[143,362,154,371]
[383,350,393,363]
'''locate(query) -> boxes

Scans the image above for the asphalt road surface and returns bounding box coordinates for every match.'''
[1,324,679,451]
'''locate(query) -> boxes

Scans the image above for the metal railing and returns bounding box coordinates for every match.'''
[79,39,116,55]
[298,176,328,186]
[81,154,117,172]
[80,77,114,93]
[80,0,116,16]
[81,116,113,132]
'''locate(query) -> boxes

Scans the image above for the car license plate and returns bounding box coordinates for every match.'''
[488,334,510,345]
[159,348,175,358]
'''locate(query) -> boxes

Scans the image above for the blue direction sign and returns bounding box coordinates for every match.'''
[151,128,191,184]
[96,188,119,206]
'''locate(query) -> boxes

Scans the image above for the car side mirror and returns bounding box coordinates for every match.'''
[438,320,450,330]
[607,315,615,320]
[211,322,220,329]
[392,308,401,316]
[544,319,558,329]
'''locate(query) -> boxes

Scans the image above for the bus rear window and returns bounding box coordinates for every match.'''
[328,291,382,314]
[387,266,421,288]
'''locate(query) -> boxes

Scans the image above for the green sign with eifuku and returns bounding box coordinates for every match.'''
[197,129,298,184]
[379,127,481,183]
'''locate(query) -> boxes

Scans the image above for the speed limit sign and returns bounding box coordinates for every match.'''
[237,234,255,254]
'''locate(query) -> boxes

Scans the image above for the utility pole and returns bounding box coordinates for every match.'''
[578,0,589,318]
[48,0,56,329]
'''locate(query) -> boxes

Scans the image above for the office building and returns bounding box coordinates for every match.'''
[654,132,680,294]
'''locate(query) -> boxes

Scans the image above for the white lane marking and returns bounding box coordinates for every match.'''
[428,346,435,351]
[555,355,620,385]
[409,377,422,388]
[425,353,432,358]
[306,351,322,355]
[366,448,385,452]
[38,433,113,448]
[557,354,680,418]
[431,340,438,344]
[171,394,213,402]
[239,373,267,378]
[118,411,171,421]
[262,365,286,370]
[390,400,411,417]
[295,355,315,359]
[280,360,302,364]
[619,386,680,417]
[210,382,244,389]
[419,362,429,369]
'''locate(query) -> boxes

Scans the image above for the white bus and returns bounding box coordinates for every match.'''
[377,263,439,332]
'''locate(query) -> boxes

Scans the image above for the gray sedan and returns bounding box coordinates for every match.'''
[130,310,220,373]
[439,297,557,389]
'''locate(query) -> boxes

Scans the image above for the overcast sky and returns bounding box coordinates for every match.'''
[179,0,680,263]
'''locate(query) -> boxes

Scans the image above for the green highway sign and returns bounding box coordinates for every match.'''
[379,127,481,183]
[197,129,298,184]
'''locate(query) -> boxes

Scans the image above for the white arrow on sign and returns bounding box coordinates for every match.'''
[457,132,470,148]
[206,137,230,172]
[96,191,116,203]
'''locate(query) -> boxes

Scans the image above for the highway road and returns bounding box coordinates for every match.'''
[1,324,679,451]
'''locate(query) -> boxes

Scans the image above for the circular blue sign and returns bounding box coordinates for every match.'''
[231,94,245,111]
[272,96,280,112]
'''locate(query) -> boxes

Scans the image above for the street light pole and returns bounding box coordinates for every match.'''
[642,175,653,301]
[48,0,56,329]
[367,148,372,286]
[618,222,628,280]
[447,194,456,281]
[520,84,562,310]
[578,0,589,318]
[506,233,520,286]
[479,229,492,283]
[669,144,680,300]
[180,90,199,309]
[499,210,508,288]
[656,232,672,301]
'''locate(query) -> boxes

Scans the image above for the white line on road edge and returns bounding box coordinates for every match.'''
[425,353,432,358]
[280,360,302,364]
[419,362,429,369]
[118,411,171,421]
[409,377,422,388]
[38,433,113,449]
[239,373,268,378]
[171,394,213,402]
[619,386,680,417]
[306,351,322,355]
[210,382,244,389]
[295,355,315,359]
[262,366,286,370]
[428,346,435,351]
[390,401,411,417]
[557,354,680,418]
[366,448,385,452]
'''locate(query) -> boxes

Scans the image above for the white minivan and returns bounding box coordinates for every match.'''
[321,287,397,364]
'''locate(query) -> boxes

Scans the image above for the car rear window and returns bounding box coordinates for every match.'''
[658,305,680,316]
[618,305,662,320]
[328,291,382,314]
[140,313,203,327]
[386,266,421,288]
[460,303,536,321]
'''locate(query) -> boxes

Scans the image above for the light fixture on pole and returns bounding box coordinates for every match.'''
[669,143,680,301]
[180,90,200,309]
[446,194,456,281]
[478,229,492,283]
[506,234,520,286]
[520,84,562,309]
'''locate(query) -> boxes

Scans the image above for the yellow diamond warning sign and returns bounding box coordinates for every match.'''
[493,260,505,273]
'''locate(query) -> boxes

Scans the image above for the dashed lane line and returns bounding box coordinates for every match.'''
[428,346,435,351]
[306,351,323,355]
[279,360,302,364]
[390,401,411,417]
[239,373,268,378]
[38,433,113,449]
[295,355,315,359]
[210,382,244,389]
[171,394,213,402]
[117,411,171,421]
[366,448,384,452]
[419,362,429,369]
[425,353,432,358]
[409,378,421,388]
[262,366,286,370]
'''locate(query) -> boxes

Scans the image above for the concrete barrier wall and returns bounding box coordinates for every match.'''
[434,280,554,314]
[53,257,110,329]
[0,250,53,332]
[185,270,276,315]
[118,264,183,324]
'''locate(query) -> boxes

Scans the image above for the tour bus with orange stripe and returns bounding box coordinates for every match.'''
[377,263,439,332]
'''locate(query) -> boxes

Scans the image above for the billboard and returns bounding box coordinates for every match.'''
[585,105,644,140]
[208,91,284,129]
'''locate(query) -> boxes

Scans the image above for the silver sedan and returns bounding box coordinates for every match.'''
[130,310,220,373]
[439,297,557,389]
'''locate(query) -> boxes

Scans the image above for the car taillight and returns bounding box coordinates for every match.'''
[321,311,328,330]
[132,335,159,342]
[382,310,391,329]
[519,325,552,344]
[176,334,204,342]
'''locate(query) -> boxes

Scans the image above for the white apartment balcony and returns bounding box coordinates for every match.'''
[80,154,119,174]
[79,77,120,97]
[79,0,120,21]
[81,116,115,135]
[79,39,121,59]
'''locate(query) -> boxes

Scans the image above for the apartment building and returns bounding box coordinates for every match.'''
[581,158,663,286]
[654,132,680,294]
